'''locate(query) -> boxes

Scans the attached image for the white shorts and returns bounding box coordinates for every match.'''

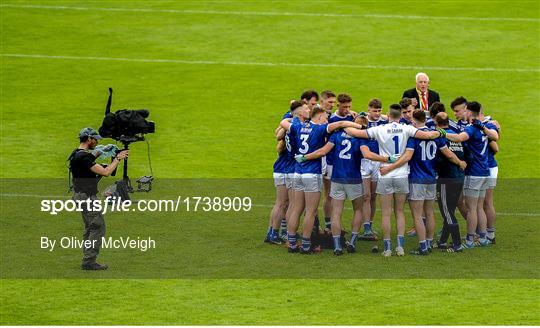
[376,176,409,195]
[330,182,364,200]
[409,183,436,201]
[285,173,295,189]
[324,164,333,180]
[361,158,380,182]
[273,172,286,187]
[292,173,323,193]
[321,156,327,176]
[463,175,489,198]
[488,167,498,189]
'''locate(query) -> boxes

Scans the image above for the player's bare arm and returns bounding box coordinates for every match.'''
[379,149,413,176]
[276,140,286,154]
[343,127,369,139]
[275,127,286,140]
[440,146,467,171]
[304,142,335,160]
[328,120,362,133]
[446,131,469,143]
[360,145,396,163]
[489,140,499,154]
[415,129,442,140]
[279,118,293,131]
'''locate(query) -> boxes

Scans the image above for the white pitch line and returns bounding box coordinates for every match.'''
[1,4,539,22]
[2,53,538,73]
[1,194,538,217]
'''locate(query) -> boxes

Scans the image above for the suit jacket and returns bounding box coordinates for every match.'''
[402,88,440,110]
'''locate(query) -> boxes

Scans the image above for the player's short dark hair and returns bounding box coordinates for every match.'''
[320,90,336,99]
[301,90,319,101]
[467,101,482,114]
[337,93,352,103]
[79,136,89,143]
[412,109,426,123]
[450,96,468,109]
[435,112,450,127]
[290,100,304,112]
[310,104,325,118]
[399,97,413,109]
[429,102,445,118]
[389,104,402,119]
[368,98,382,108]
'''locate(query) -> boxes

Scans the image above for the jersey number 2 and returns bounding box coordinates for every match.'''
[339,139,352,159]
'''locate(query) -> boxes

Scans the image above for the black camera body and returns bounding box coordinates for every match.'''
[98,88,155,141]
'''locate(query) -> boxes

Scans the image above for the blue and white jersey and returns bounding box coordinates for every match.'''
[289,121,329,174]
[406,127,448,184]
[448,119,462,133]
[484,121,499,168]
[366,117,388,153]
[462,125,490,177]
[427,117,461,133]
[326,112,354,166]
[328,132,365,184]
[282,111,293,119]
[456,119,469,132]
[399,117,412,125]
[274,118,300,174]
[328,112,354,124]
[426,117,435,129]
[273,133,296,174]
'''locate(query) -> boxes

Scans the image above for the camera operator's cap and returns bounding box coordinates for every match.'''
[79,127,103,140]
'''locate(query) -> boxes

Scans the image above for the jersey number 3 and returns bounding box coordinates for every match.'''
[299,134,309,154]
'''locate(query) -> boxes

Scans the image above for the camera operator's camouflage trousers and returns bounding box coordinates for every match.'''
[73,192,105,265]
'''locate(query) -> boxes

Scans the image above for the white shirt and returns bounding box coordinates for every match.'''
[367,122,418,178]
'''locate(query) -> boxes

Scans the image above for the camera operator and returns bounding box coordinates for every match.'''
[69,127,128,270]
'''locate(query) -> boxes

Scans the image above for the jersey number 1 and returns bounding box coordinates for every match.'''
[392,136,399,154]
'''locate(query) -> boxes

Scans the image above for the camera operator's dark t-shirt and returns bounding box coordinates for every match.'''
[69,149,99,195]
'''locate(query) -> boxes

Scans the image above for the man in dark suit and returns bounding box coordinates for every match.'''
[402,72,440,111]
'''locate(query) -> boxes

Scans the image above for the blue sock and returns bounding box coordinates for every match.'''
[384,239,391,251]
[363,222,371,233]
[419,240,427,252]
[313,216,320,232]
[397,235,405,248]
[475,227,481,235]
[350,232,358,245]
[332,235,341,251]
[271,228,279,239]
[426,239,433,249]
[324,217,331,229]
[280,219,287,236]
[478,231,486,239]
[466,233,475,243]
[301,237,311,251]
[368,221,372,229]
[267,226,272,237]
[287,232,297,249]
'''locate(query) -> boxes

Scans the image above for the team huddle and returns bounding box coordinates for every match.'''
[265,72,500,256]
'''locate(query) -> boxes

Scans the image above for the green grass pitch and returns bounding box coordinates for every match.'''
[1,0,539,325]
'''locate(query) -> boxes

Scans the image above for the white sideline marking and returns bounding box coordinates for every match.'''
[2,53,538,73]
[1,4,539,22]
[1,193,538,217]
